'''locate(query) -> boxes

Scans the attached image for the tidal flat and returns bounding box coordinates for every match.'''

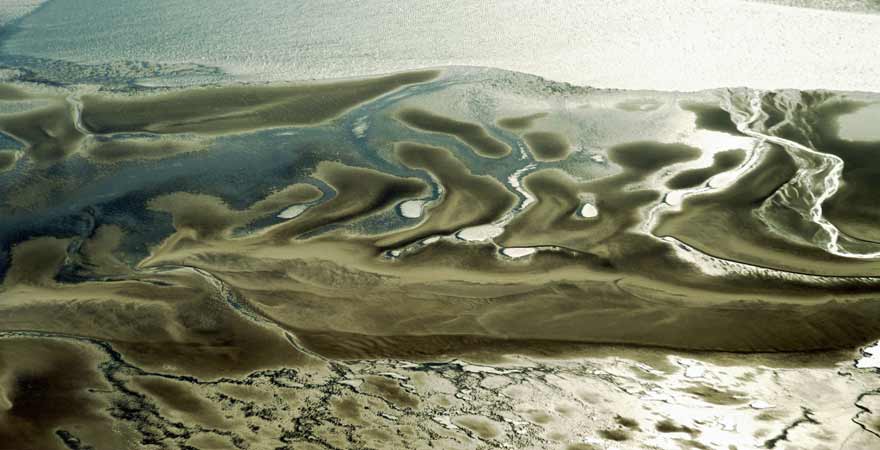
[1,67,880,449]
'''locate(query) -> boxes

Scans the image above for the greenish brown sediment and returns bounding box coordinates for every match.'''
[4,72,880,450]
[677,439,711,450]
[680,101,743,135]
[374,142,516,247]
[396,108,511,158]
[682,384,747,405]
[0,71,439,165]
[0,150,18,171]
[149,183,323,241]
[655,419,699,436]
[497,112,547,130]
[84,137,206,162]
[362,376,420,409]
[0,84,32,101]
[498,156,661,253]
[655,143,880,276]
[0,339,135,450]
[666,149,746,189]
[0,99,84,162]
[566,444,599,450]
[452,415,501,439]
[812,99,880,243]
[81,70,440,136]
[609,141,701,173]
[1,257,314,379]
[3,237,70,287]
[82,70,439,134]
[268,161,428,242]
[5,137,877,361]
[498,169,604,251]
[523,131,572,161]
[598,429,630,441]
[615,415,641,430]
[132,377,225,428]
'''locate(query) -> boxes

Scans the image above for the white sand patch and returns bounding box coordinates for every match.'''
[749,400,772,409]
[664,190,684,207]
[718,416,738,431]
[685,130,755,154]
[433,416,459,430]
[708,170,739,189]
[378,372,408,380]
[508,164,537,209]
[378,412,398,421]
[456,224,504,242]
[422,236,441,244]
[399,200,425,218]
[340,378,363,388]
[578,202,599,218]
[352,116,369,138]
[685,366,705,378]
[277,204,310,219]
[501,247,537,259]
[456,361,518,375]
[679,360,706,378]
[856,341,880,369]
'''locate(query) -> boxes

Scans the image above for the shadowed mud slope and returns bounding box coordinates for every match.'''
[2,67,880,449]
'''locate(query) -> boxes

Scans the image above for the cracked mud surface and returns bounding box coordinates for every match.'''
[2,332,878,450]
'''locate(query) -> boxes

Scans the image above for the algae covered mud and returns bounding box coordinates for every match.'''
[2,66,880,449]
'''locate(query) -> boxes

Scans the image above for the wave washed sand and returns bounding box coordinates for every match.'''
[1,0,879,91]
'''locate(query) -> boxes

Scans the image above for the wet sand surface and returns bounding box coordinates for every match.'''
[523,131,572,161]
[81,71,440,135]
[1,67,880,449]
[396,108,511,158]
[666,149,746,189]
